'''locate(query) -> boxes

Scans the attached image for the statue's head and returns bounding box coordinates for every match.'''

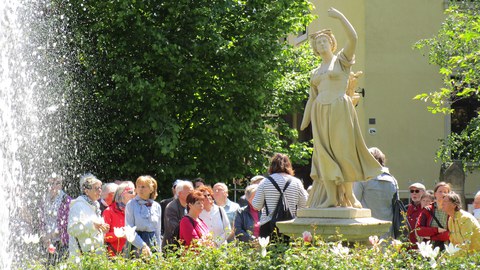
[310,29,337,56]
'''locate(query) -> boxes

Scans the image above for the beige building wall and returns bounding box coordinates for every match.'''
[303,0,478,198]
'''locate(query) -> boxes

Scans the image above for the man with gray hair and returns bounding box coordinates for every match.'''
[213,182,240,225]
[162,180,194,251]
[473,190,480,221]
[99,182,118,214]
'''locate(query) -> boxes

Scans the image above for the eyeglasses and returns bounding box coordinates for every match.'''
[410,189,421,194]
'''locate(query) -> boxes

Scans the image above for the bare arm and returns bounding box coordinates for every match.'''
[328,7,357,60]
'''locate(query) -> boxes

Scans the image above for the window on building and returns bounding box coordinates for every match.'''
[451,96,480,134]
[295,26,307,44]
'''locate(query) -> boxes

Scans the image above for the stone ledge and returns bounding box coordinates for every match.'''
[297,207,372,219]
[276,216,391,242]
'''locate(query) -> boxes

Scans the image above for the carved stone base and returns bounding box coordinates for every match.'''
[276,207,391,242]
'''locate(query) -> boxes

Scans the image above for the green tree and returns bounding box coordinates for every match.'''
[58,0,316,192]
[414,1,480,167]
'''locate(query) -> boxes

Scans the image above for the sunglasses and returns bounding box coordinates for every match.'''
[123,190,134,195]
[410,189,421,194]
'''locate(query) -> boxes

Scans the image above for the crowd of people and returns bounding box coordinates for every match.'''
[39,151,480,266]
[353,147,480,255]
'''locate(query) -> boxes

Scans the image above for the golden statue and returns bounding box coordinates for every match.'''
[300,8,382,208]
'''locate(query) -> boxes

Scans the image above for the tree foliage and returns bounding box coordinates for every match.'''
[57,0,316,192]
[414,1,480,167]
[414,1,480,114]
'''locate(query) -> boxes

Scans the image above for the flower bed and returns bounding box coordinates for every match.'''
[27,233,480,269]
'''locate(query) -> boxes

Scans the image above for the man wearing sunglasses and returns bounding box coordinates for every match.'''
[406,182,426,248]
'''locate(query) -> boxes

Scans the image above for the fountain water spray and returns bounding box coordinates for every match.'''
[0,0,75,268]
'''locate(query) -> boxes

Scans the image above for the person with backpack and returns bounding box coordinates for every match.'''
[353,147,397,238]
[252,153,308,240]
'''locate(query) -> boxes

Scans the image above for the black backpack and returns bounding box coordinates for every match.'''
[391,175,408,239]
[259,176,294,237]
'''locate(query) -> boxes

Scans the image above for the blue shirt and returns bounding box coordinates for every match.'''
[223,199,240,226]
[125,196,162,250]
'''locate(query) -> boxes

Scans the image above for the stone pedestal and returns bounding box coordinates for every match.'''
[276,207,391,243]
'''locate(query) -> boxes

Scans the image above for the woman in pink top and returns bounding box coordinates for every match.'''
[179,190,213,247]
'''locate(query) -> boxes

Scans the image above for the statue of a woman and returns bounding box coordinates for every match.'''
[301,7,382,208]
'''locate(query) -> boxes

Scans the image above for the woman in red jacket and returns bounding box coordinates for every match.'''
[103,182,136,256]
[414,182,451,250]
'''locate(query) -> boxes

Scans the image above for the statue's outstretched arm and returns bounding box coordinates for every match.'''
[300,78,316,130]
[328,7,357,61]
[300,96,312,130]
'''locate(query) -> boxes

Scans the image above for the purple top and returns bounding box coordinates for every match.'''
[58,193,72,245]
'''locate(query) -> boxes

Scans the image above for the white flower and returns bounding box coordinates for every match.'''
[84,238,92,245]
[391,239,402,248]
[368,235,384,249]
[258,236,269,248]
[417,241,439,260]
[22,234,31,244]
[114,227,126,238]
[331,242,349,257]
[258,236,269,257]
[124,225,137,242]
[22,234,40,244]
[445,242,461,255]
[75,256,81,264]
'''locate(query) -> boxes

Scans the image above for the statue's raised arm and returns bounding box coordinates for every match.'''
[327,7,357,61]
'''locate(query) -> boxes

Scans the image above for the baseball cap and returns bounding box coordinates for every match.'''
[250,175,265,184]
[409,182,426,190]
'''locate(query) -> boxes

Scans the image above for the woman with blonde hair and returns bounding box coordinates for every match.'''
[125,176,162,257]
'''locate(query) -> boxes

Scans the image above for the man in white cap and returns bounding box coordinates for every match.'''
[406,182,426,246]
[238,176,265,207]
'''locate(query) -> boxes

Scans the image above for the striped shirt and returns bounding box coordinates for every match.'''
[252,173,308,225]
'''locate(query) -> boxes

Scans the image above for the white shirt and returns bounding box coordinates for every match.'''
[200,204,231,246]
